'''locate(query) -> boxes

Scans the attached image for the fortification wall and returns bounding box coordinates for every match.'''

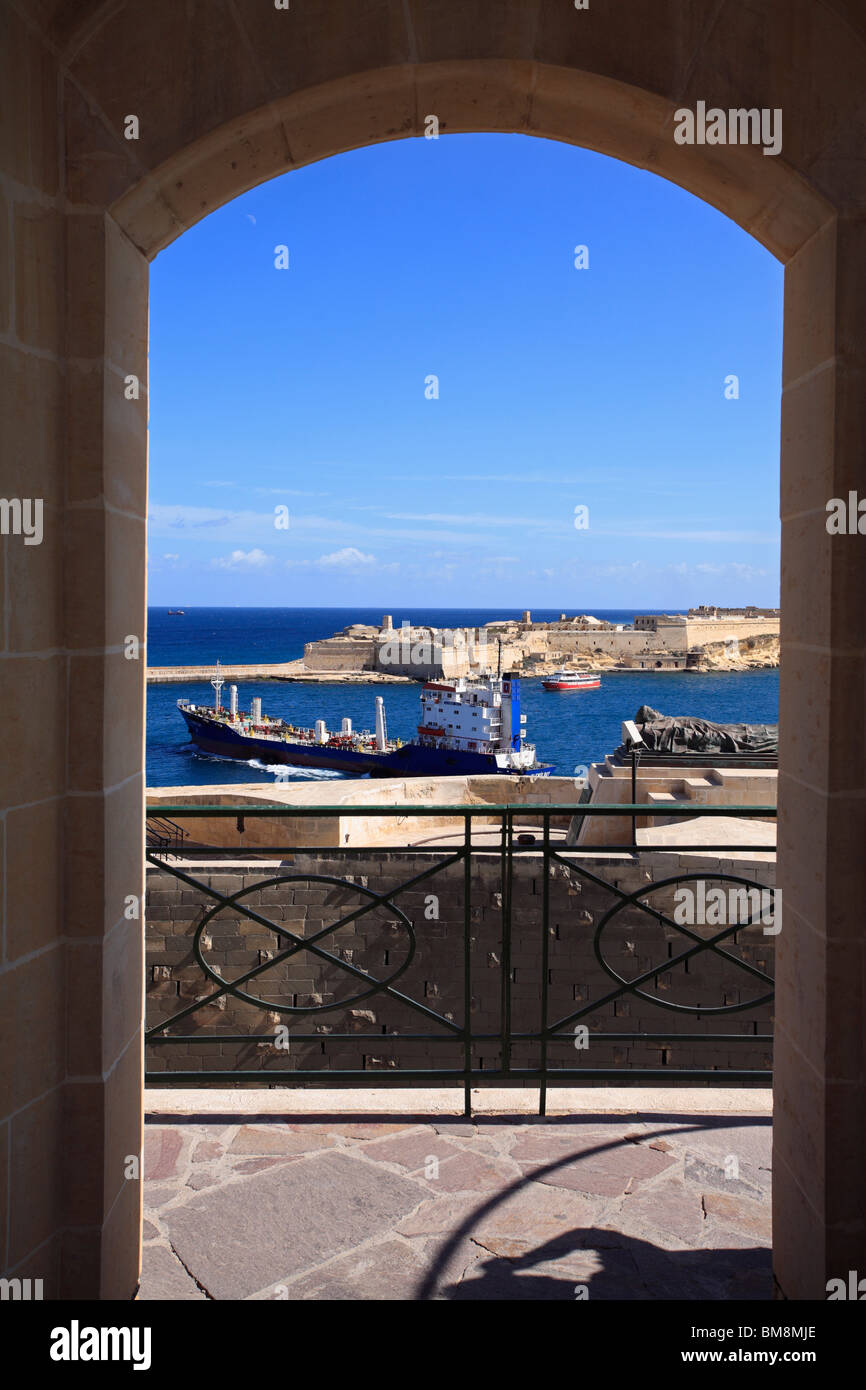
[682,618,780,649]
[303,638,378,670]
[301,617,782,676]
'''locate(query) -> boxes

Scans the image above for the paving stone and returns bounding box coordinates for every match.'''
[444,1243,642,1301]
[420,1150,510,1194]
[629,1242,734,1300]
[675,1120,772,1171]
[702,1226,768,1250]
[700,1190,772,1242]
[361,1132,454,1170]
[469,1138,506,1158]
[280,1239,428,1300]
[192,1139,224,1162]
[137,1116,773,1302]
[186,1171,220,1191]
[726,1265,773,1299]
[612,1186,707,1248]
[143,1184,182,1209]
[628,1236,770,1301]
[162,1151,424,1299]
[142,1220,160,1241]
[138,1244,207,1301]
[532,1142,675,1197]
[143,1128,184,1181]
[508,1126,638,1163]
[232,1157,300,1175]
[683,1154,764,1200]
[472,1183,605,1258]
[408,1231,489,1298]
[395,1194,480,1238]
[228,1125,336,1156]
[322,1123,415,1140]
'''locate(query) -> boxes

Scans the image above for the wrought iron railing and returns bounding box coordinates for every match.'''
[144,802,777,1115]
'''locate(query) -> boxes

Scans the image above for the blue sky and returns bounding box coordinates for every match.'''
[148,133,783,609]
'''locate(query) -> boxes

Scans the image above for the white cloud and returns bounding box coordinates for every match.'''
[212,548,272,569]
[317,547,377,569]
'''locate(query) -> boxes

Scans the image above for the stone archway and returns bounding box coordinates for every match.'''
[2,0,864,1299]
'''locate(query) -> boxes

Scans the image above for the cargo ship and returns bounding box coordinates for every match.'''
[177,665,553,776]
[542,670,601,691]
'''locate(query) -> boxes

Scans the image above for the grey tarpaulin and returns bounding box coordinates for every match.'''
[632,706,778,755]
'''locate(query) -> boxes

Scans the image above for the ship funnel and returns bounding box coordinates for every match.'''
[315,719,328,745]
[229,684,238,719]
[375,696,388,751]
[341,717,352,734]
[251,697,262,724]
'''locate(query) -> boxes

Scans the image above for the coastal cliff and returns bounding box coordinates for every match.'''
[691,633,780,672]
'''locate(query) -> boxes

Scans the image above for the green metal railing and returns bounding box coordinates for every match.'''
[145,802,777,1115]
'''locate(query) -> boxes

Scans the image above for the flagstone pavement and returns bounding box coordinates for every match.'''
[138,1109,772,1300]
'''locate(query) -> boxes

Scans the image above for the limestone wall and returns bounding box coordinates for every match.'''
[303,638,377,670]
[680,618,781,650]
[145,775,591,850]
[300,617,781,677]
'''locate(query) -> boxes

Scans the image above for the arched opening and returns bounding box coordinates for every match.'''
[4,2,865,1302]
[110,74,830,1300]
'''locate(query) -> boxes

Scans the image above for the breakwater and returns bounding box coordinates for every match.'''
[147,661,411,684]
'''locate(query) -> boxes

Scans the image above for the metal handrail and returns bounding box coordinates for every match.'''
[144,802,777,1114]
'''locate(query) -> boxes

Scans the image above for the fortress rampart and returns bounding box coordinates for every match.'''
[299,612,781,678]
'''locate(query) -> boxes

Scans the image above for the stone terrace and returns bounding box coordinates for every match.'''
[139,1095,771,1301]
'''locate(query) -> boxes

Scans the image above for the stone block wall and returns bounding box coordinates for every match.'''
[145,850,775,1084]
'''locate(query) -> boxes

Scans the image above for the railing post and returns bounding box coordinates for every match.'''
[500,808,513,1079]
[463,813,472,1119]
[539,809,550,1117]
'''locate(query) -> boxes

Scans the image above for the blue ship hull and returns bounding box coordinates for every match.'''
[180,708,553,777]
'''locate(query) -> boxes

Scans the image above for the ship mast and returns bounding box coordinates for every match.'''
[210,661,225,713]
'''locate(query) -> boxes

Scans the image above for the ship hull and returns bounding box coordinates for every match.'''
[180,709,553,776]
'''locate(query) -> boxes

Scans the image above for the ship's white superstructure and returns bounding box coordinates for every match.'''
[417,675,537,770]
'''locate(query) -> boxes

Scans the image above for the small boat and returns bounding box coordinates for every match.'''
[542,670,601,691]
[167,609,185,615]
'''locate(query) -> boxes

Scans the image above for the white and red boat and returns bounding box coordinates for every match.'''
[542,669,601,691]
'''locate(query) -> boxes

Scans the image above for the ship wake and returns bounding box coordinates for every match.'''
[247,759,344,782]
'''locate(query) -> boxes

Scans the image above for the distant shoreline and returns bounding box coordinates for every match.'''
[145,663,775,685]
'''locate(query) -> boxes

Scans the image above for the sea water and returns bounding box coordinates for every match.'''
[145,607,779,789]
